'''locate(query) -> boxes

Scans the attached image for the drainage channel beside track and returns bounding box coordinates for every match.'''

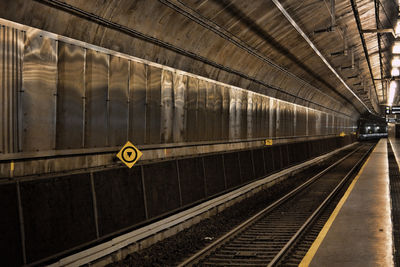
[178,142,375,266]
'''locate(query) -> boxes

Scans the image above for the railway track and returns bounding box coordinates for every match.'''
[178,143,375,266]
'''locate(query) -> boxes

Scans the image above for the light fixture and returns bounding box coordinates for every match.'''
[394,41,400,54]
[396,20,400,37]
[392,57,400,68]
[392,68,400,77]
[388,80,397,106]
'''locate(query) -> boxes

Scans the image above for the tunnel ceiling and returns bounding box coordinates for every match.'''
[0,0,398,117]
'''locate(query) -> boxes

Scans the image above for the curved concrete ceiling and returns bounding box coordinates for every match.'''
[0,0,397,118]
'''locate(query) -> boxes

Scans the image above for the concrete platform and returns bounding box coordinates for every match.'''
[300,139,393,267]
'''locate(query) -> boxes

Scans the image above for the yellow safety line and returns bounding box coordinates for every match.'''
[299,146,374,266]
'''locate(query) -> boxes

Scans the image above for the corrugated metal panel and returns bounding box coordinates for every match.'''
[256,95,262,138]
[262,96,269,137]
[229,89,237,140]
[197,79,207,141]
[308,109,316,136]
[276,101,281,137]
[22,31,57,151]
[221,86,230,140]
[280,101,287,137]
[108,56,129,146]
[246,93,253,138]
[129,61,146,145]
[245,92,255,138]
[205,81,215,141]
[84,50,108,148]
[146,65,161,144]
[315,111,322,135]
[252,94,258,138]
[214,84,222,140]
[288,104,294,136]
[320,112,327,135]
[328,113,333,134]
[269,98,276,137]
[173,73,187,143]
[235,90,242,139]
[0,25,23,154]
[160,69,173,143]
[296,105,307,136]
[186,76,198,142]
[56,42,85,149]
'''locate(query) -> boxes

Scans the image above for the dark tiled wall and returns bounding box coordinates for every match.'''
[0,135,356,265]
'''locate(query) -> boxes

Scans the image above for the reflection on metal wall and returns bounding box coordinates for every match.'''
[108,56,129,147]
[85,50,108,148]
[0,23,357,155]
[56,42,85,149]
[0,25,23,153]
[22,31,57,152]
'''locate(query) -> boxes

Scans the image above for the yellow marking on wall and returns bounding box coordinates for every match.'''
[10,161,14,171]
[265,139,273,146]
[299,151,372,266]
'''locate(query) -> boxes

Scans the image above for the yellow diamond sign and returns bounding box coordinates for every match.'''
[117,141,143,168]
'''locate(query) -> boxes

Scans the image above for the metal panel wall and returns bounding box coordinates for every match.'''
[22,31,57,152]
[221,86,230,140]
[214,84,223,140]
[173,73,187,143]
[205,82,215,141]
[315,111,322,135]
[1,22,360,157]
[229,89,237,140]
[160,69,173,143]
[129,61,146,145]
[320,112,327,136]
[296,106,307,136]
[146,66,162,144]
[108,56,129,147]
[56,42,85,149]
[261,96,269,138]
[234,90,242,139]
[186,76,198,141]
[276,101,281,137]
[246,93,253,138]
[84,50,108,148]
[308,109,316,136]
[0,25,23,154]
[197,79,207,141]
[269,98,276,137]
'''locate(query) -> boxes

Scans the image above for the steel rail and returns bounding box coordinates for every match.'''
[268,143,374,266]
[178,145,362,266]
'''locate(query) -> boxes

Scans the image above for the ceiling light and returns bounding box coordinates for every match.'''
[392,57,400,68]
[396,20,400,37]
[388,80,397,106]
[394,41,400,54]
[392,68,400,77]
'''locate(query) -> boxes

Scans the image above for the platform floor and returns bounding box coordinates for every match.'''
[300,139,393,267]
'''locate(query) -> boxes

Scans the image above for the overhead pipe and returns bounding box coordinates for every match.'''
[271,0,372,113]
[331,0,336,29]
[349,0,380,107]
[315,0,336,34]
[374,0,385,102]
